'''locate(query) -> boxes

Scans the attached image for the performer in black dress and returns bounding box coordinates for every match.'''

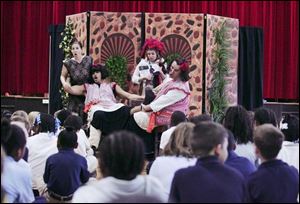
[60,38,93,120]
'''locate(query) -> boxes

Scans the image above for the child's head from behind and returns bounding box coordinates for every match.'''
[191,121,229,163]
[57,127,78,149]
[99,130,145,180]
[33,113,56,134]
[254,107,277,127]
[189,113,212,125]
[1,118,26,160]
[223,105,253,144]
[164,122,195,158]
[170,111,187,127]
[253,124,284,160]
[64,115,83,132]
[56,109,72,127]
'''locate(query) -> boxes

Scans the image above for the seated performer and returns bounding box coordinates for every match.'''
[126,56,190,155]
[131,38,169,95]
[64,64,144,150]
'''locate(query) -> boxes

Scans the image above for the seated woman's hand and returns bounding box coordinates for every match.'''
[130,105,142,115]
[129,94,145,101]
[136,95,145,101]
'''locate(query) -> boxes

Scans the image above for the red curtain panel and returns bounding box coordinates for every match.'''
[1,1,298,100]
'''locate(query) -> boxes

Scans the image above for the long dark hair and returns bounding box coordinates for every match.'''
[223,105,253,144]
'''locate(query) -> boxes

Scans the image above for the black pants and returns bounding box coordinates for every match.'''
[125,116,155,160]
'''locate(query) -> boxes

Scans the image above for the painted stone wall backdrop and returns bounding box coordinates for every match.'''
[66,13,88,55]
[89,12,142,75]
[205,14,239,113]
[145,13,205,117]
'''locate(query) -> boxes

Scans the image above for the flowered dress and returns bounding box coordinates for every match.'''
[63,56,93,116]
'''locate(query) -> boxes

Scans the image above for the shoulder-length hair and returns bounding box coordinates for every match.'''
[223,105,253,144]
[163,122,195,158]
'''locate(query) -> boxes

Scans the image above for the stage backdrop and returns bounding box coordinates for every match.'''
[1,2,298,101]
[205,14,239,113]
[62,12,238,116]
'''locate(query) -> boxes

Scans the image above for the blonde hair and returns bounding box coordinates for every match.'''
[163,122,195,158]
[28,111,40,128]
[11,110,29,121]
[10,116,30,135]
[11,110,30,133]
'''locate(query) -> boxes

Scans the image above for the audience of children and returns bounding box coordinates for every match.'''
[247,124,299,202]
[72,131,166,203]
[63,115,98,174]
[27,113,59,196]
[1,104,298,203]
[169,121,247,203]
[1,119,35,203]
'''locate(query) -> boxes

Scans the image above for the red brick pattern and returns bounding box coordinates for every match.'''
[89,12,141,75]
[145,13,204,117]
[66,13,88,55]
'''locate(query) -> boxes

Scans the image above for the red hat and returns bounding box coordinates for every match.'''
[140,38,164,57]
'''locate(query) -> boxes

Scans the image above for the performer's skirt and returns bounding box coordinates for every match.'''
[125,116,155,160]
[90,106,131,136]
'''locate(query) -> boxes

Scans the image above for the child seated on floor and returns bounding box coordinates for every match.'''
[43,127,90,202]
